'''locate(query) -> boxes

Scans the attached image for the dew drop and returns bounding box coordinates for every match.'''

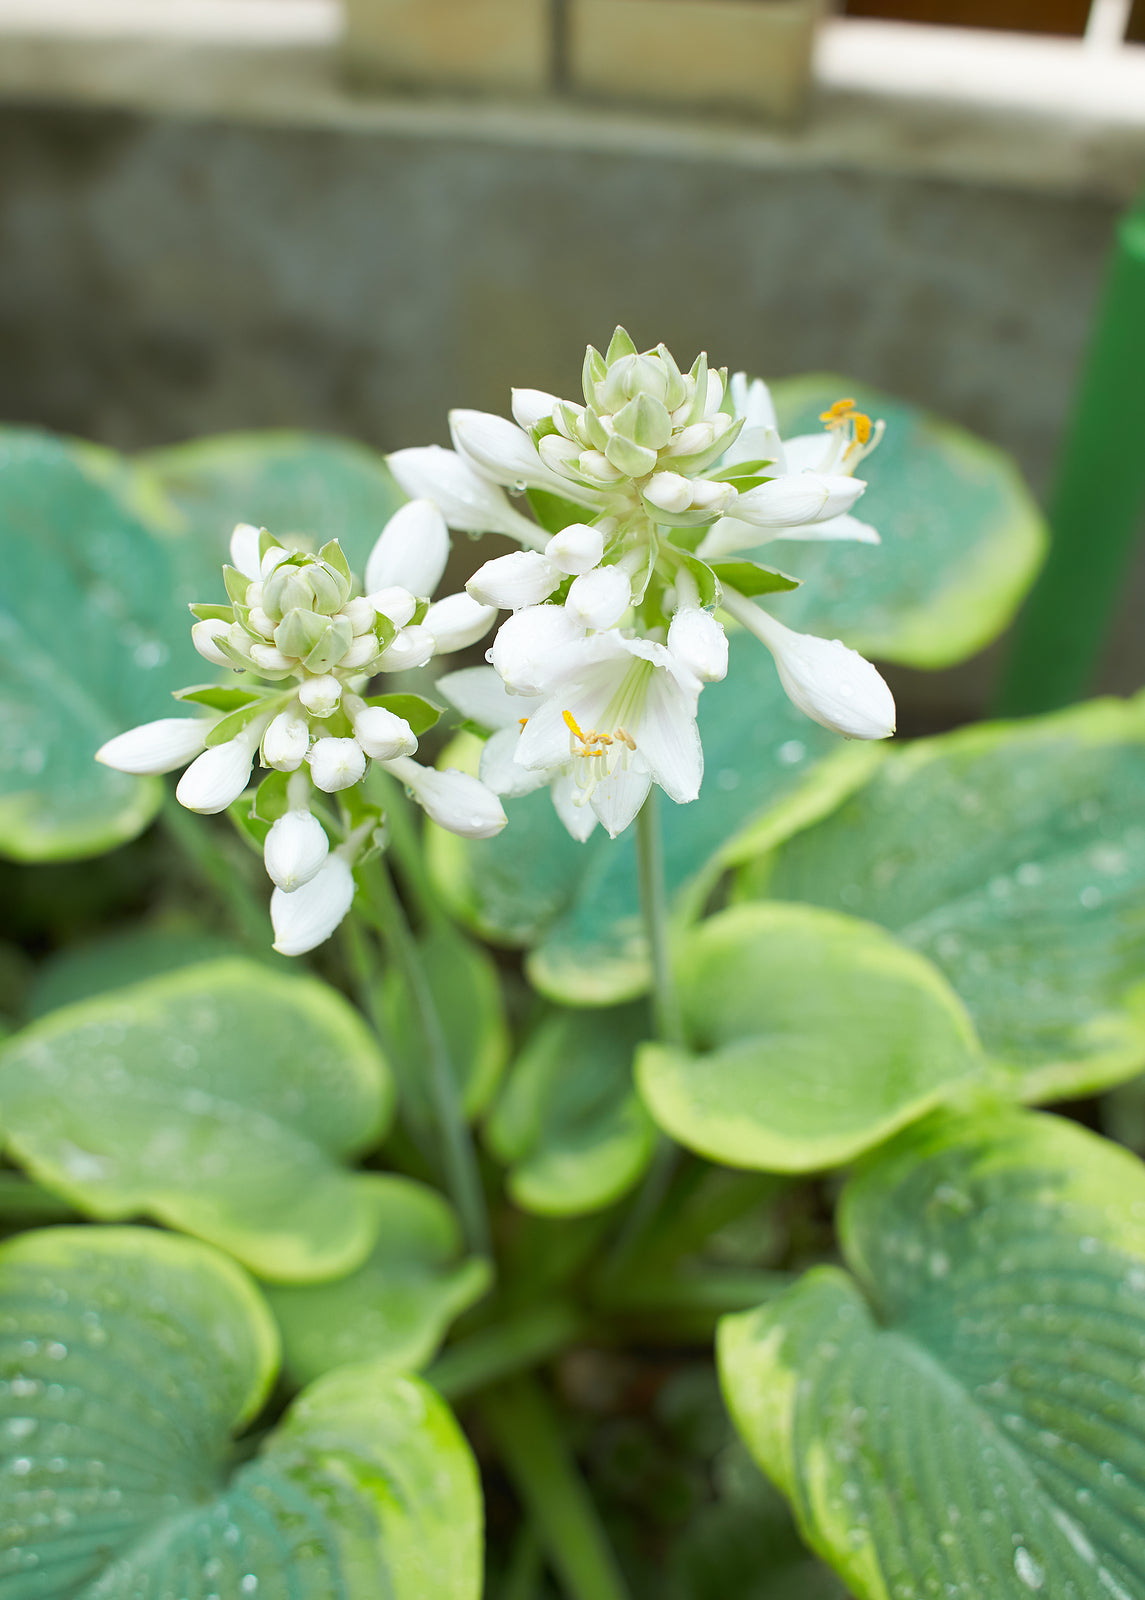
[1014,1548,1044,1589]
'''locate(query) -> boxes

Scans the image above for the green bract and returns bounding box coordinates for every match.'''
[720,1107,1145,1600]
[753,695,1145,1100]
[638,903,982,1172]
[0,959,392,1279]
[0,1226,481,1599]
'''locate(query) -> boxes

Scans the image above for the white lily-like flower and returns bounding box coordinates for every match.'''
[387,445,547,548]
[721,588,895,741]
[96,716,214,776]
[271,851,357,957]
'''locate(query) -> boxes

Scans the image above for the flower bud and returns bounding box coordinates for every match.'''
[250,642,295,673]
[386,446,544,544]
[385,755,507,839]
[176,732,258,814]
[263,566,313,622]
[262,711,310,771]
[264,808,329,891]
[192,619,232,667]
[342,596,377,634]
[308,736,367,792]
[271,854,356,956]
[643,472,693,514]
[489,604,585,697]
[340,633,383,671]
[538,435,583,475]
[298,675,341,717]
[423,592,498,652]
[688,479,736,513]
[351,704,418,760]
[450,408,561,492]
[467,551,561,611]
[378,625,435,673]
[369,586,417,629]
[230,522,263,580]
[565,566,631,632]
[511,388,558,430]
[365,500,449,598]
[732,473,865,529]
[247,607,275,639]
[545,523,606,576]
[96,717,211,775]
[667,607,728,684]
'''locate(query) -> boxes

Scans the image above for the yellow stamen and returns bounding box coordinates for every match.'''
[820,397,873,446]
[563,709,586,741]
[519,717,529,729]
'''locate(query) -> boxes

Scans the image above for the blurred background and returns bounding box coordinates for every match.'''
[0,0,1142,723]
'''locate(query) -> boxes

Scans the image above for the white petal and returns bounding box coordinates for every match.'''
[776,512,880,545]
[308,736,367,792]
[720,422,784,472]
[550,771,598,842]
[191,619,233,668]
[450,408,582,500]
[387,445,547,547]
[513,659,621,773]
[229,522,263,580]
[176,735,257,814]
[423,591,498,652]
[365,499,449,596]
[668,607,728,684]
[271,855,356,956]
[590,767,652,839]
[727,596,895,741]
[545,522,606,576]
[781,432,835,474]
[386,756,507,838]
[728,372,778,433]
[368,586,418,629]
[351,705,417,760]
[479,726,549,798]
[264,809,329,891]
[634,670,703,804]
[96,717,210,776]
[511,388,560,430]
[437,667,542,732]
[377,625,435,673]
[467,551,561,611]
[262,711,310,771]
[732,474,866,528]
[565,566,631,631]
[489,604,586,697]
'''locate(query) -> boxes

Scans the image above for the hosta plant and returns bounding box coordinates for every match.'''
[0,333,1142,1600]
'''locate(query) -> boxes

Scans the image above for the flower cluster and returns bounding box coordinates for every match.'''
[389,328,896,842]
[96,515,507,955]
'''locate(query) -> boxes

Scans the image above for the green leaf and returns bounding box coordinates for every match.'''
[526,487,592,536]
[172,683,260,712]
[486,1002,657,1215]
[27,926,245,1018]
[0,959,393,1280]
[428,635,884,1005]
[660,544,721,609]
[761,376,1046,667]
[719,1105,1145,1600]
[710,561,800,598]
[368,691,444,735]
[0,429,204,860]
[381,925,508,1118]
[136,430,406,595]
[756,694,1145,1101]
[638,903,982,1172]
[265,1174,492,1386]
[0,1225,481,1599]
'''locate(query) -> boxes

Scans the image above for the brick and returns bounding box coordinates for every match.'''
[342,0,551,96]
[568,0,821,121]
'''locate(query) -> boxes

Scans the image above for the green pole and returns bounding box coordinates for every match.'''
[994,192,1145,716]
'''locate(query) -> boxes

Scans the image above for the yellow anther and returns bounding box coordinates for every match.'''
[820,397,873,449]
[819,398,856,422]
[519,717,529,729]
[616,728,637,751]
[563,709,587,741]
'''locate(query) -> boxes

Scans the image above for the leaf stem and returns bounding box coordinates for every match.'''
[357,856,491,1257]
[479,1376,632,1600]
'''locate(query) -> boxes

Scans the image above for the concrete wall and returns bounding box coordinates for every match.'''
[0,99,1132,718]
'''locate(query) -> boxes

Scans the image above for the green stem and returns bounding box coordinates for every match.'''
[634,790,685,1048]
[479,1376,632,1600]
[367,768,445,927]
[357,857,491,1257]
[426,1302,585,1402]
[161,793,269,952]
[501,1522,545,1600]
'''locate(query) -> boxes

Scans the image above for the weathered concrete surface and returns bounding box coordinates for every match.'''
[0,100,1134,714]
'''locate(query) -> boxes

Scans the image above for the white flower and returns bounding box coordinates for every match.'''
[450,409,600,506]
[264,808,329,891]
[666,607,728,684]
[488,603,586,698]
[565,566,631,631]
[175,721,264,814]
[387,445,547,548]
[467,550,561,611]
[365,499,449,597]
[271,852,356,956]
[262,711,311,771]
[308,736,367,793]
[383,754,507,839]
[512,632,705,839]
[96,716,214,776]
[423,592,498,652]
[347,698,418,760]
[721,588,895,740]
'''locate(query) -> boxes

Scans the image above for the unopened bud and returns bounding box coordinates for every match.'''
[176,731,259,814]
[308,736,367,793]
[566,566,631,632]
[271,855,356,956]
[643,472,693,514]
[467,551,561,611]
[192,619,232,667]
[423,592,498,652]
[262,711,310,771]
[545,523,606,576]
[369,586,417,629]
[298,675,341,717]
[667,607,728,684]
[352,704,418,760]
[96,717,211,776]
[230,523,263,580]
[385,755,507,839]
[377,625,435,673]
[264,808,329,892]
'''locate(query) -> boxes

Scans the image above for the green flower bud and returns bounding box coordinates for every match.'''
[612,393,672,451]
[274,607,331,660]
[304,614,354,673]
[305,561,349,615]
[604,432,658,478]
[657,343,688,411]
[605,326,638,364]
[263,566,313,623]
